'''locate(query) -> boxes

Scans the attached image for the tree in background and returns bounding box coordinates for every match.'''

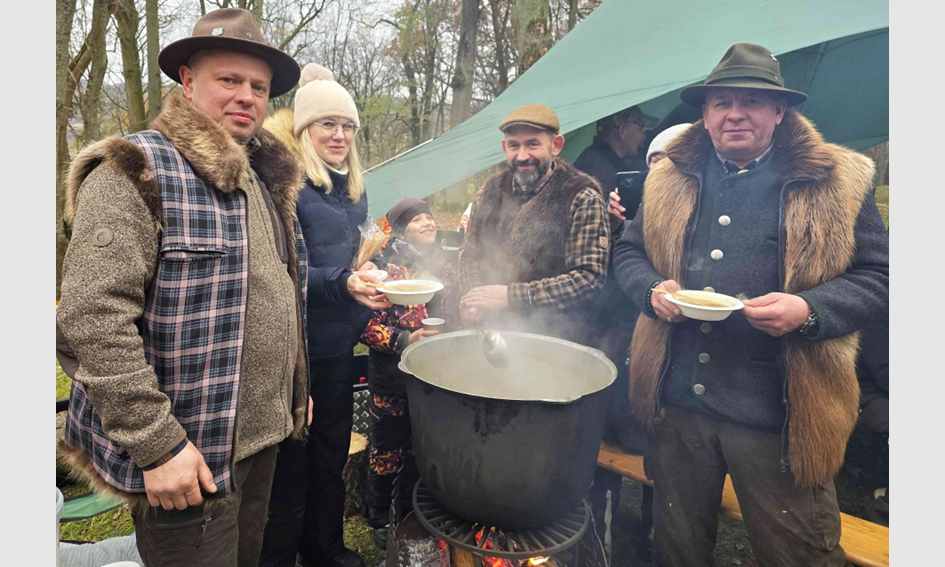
[115,0,148,133]
[146,0,162,121]
[449,0,480,128]
[56,0,78,300]
[55,0,608,293]
[511,0,551,74]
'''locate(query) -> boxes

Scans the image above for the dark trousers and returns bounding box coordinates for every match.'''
[364,392,417,528]
[648,407,845,567]
[132,444,278,567]
[259,355,355,566]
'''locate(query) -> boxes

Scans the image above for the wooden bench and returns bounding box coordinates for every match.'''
[598,442,889,567]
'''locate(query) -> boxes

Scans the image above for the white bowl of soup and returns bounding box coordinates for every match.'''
[379,280,444,306]
[665,290,744,321]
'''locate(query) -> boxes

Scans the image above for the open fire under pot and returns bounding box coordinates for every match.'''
[387,330,617,567]
[384,472,610,567]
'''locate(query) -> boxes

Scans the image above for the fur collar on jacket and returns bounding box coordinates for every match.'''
[630,111,875,486]
[66,90,303,232]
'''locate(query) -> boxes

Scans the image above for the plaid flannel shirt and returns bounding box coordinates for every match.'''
[65,130,308,496]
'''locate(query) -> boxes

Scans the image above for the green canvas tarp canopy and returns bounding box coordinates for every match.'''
[364,0,888,218]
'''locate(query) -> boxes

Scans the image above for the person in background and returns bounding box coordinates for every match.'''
[258,64,390,567]
[460,104,609,347]
[855,320,889,526]
[856,323,889,437]
[580,123,691,550]
[574,106,658,190]
[573,106,658,237]
[606,122,691,237]
[361,198,461,550]
[612,43,888,565]
[57,9,310,566]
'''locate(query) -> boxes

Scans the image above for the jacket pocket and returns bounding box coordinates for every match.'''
[159,244,229,262]
[139,500,232,549]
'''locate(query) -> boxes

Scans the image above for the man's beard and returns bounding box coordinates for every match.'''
[508,157,549,187]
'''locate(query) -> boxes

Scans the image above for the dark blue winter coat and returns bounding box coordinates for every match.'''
[297,170,372,360]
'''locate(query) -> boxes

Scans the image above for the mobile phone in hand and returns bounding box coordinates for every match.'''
[614,171,647,220]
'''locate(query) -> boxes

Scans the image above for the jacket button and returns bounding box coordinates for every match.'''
[698,353,711,364]
[719,215,731,226]
[701,323,712,333]
[703,286,715,293]
[710,249,723,261]
[693,384,706,395]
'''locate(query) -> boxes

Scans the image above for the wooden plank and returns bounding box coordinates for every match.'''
[598,442,889,567]
[839,515,890,567]
[597,442,650,484]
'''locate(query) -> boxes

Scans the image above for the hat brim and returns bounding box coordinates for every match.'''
[680,80,808,108]
[499,120,559,134]
[639,114,660,129]
[159,36,301,98]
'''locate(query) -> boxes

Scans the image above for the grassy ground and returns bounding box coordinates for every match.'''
[56,360,70,400]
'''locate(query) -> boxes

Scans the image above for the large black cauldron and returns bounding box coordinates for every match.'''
[399,330,616,528]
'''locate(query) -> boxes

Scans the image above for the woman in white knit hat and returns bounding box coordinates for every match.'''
[259,63,385,567]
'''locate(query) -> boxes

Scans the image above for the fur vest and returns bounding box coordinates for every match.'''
[630,111,875,486]
[470,158,602,342]
[59,91,309,506]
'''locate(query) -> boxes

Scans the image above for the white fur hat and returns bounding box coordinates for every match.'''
[646,123,692,168]
[293,63,360,137]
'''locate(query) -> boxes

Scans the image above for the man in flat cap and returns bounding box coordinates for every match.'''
[612,43,888,564]
[57,9,384,566]
[460,104,610,347]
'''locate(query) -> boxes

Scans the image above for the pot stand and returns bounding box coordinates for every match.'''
[412,480,601,564]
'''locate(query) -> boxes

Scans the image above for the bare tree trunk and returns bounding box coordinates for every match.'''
[449,0,479,128]
[420,39,437,142]
[252,0,264,24]
[568,0,578,30]
[146,0,162,123]
[80,0,112,145]
[512,0,551,74]
[199,0,206,16]
[402,52,422,147]
[115,0,148,133]
[441,1,479,210]
[362,124,371,164]
[56,0,78,300]
[488,0,509,94]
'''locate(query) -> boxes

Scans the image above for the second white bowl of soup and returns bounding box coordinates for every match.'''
[380,280,444,306]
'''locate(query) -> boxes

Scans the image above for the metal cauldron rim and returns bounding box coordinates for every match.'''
[399,329,617,405]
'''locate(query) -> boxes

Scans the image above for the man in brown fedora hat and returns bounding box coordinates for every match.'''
[57,8,382,567]
[459,103,610,347]
[611,43,888,565]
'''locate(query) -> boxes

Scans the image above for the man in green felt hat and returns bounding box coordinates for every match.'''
[459,103,610,347]
[611,43,888,565]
